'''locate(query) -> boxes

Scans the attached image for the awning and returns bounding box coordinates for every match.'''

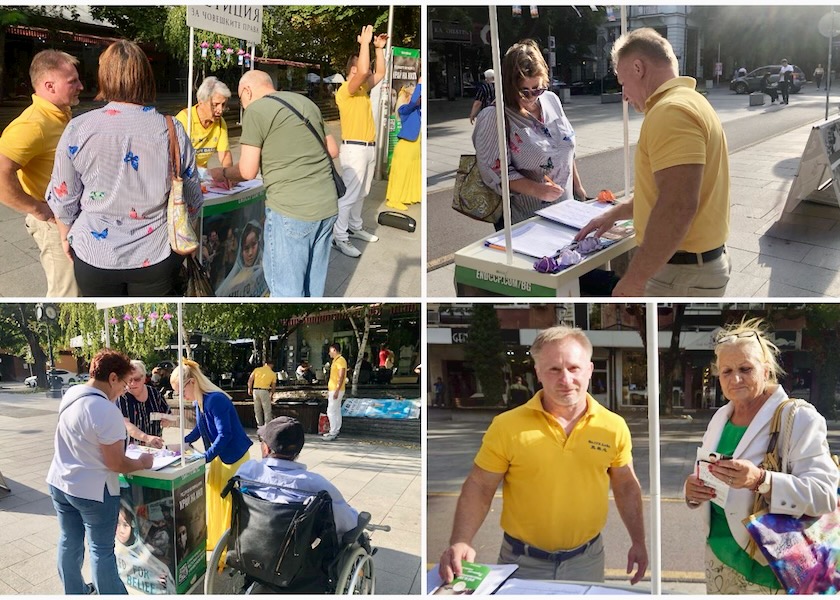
[254,56,320,69]
[7,25,121,47]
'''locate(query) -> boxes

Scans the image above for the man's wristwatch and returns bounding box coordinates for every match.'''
[752,468,772,494]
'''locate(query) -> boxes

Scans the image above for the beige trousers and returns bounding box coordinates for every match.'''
[25,214,79,297]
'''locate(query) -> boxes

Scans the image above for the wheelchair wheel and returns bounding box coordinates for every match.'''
[204,528,247,594]
[334,545,375,595]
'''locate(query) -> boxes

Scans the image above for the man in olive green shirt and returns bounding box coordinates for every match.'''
[209,70,340,297]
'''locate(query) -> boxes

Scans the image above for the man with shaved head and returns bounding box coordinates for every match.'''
[209,70,340,297]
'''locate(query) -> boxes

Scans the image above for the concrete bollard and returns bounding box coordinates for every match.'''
[749,92,765,106]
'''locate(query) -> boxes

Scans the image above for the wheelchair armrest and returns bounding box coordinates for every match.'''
[341,511,372,546]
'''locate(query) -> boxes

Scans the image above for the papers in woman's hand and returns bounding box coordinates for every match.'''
[696,448,730,508]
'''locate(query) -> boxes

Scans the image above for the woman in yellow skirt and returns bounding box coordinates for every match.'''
[385,73,422,210]
[171,359,253,554]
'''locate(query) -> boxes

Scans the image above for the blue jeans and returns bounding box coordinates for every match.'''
[49,485,127,595]
[263,208,337,297]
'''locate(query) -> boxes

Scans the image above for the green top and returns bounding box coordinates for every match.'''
[708,420,781,589]
[240,92,338,221]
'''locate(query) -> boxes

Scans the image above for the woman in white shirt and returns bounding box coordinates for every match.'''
[46,349,153,594]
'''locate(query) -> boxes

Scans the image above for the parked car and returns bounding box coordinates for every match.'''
[730,65,805,95]
[25,369,82,388]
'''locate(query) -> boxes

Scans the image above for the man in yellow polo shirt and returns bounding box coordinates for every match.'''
[175,76,233,169]
[331,25,388,259]
[439,326,647,584]
[0,50,83,297]
[247,357,277,427]
[578,28,730,297]
[324,343,347,441]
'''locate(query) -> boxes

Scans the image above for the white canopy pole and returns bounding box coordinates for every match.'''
[187,27,195,139]
[375,5,395,180]
[488,6,513,265]
[621,6,630,200]
[645,302,661,594]
[178,302,185,468]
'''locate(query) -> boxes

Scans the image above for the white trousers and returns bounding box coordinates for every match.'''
[334,144,376,241]
[327,389,345,435]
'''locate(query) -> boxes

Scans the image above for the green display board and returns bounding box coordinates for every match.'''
[386,47,420,173]
[119,463,206,594]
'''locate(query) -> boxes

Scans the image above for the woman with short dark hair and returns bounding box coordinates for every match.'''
[46,348,153,594]
[46,39,203,296]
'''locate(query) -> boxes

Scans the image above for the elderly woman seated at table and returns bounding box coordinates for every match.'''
[175,76,233,169]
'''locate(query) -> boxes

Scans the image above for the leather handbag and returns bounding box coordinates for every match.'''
[165,116,199,255]
[452,154,503,223]
[743,398,840,594]
[263,95,346,198]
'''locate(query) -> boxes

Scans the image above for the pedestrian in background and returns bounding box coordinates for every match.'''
[324,343,347,441]
[760,73,778,104]
[247,357,276,427]
[778,58,794,105]
[0,50,83,297]
[468,69,496,125]
[814,64,825,89]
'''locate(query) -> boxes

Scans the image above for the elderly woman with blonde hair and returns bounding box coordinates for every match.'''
[684,318,838,594]
[171,359,252,551]
[175,76,233,169]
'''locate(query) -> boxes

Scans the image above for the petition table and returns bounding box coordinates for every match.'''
[118,451,207,595]
[454,201,636,297]
[199,179,268,297]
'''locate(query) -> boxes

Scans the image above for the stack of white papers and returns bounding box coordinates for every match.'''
[536,200,614,229]
[484,221,580,258]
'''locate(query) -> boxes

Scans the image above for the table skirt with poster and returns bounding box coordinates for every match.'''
[199,179,268,297]
[117,458,206,594]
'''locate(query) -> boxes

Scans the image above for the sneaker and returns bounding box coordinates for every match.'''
[348,228,379,243]
[323,433,338,441]
[332,238,361,258]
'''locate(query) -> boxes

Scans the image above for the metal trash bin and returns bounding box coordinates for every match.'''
[48,375,63,399]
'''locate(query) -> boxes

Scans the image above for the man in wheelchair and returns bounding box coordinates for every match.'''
[207,417,378,594]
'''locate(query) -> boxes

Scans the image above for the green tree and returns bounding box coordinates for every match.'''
[184,303,331,366]
[343,304,373,396]
[465,305,506,406]
[790,304,840,419]
[60,303,177,362]
[0,304,51,386]
[88,6,167,42]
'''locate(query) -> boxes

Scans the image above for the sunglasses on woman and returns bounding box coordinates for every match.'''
[519,87,548,99]
[714,330,759,346]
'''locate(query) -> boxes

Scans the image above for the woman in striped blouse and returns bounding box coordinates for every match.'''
[472,39,588,230]
[47,40,202,296]
[117,360,174,448]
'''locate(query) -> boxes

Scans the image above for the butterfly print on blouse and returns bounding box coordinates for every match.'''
[124,152,140,171]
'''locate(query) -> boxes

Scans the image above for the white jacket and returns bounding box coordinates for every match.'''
[692,385,838,564]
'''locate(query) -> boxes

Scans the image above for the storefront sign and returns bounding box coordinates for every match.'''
[452,331,469,344]
[186,5,263,45]
[430,20,471,43]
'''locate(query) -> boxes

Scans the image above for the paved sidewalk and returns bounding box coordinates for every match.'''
[0,111,421,297]
[0,385,421,594]
[429,89,840,297]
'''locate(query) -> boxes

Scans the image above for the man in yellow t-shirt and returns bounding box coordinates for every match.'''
[248,358,277,427]
[175,76,233,169]
[577,28,730,297]
[331,25,389,259]
[324,343,348,441]
[0,50,83,297]
[438,326,647,585]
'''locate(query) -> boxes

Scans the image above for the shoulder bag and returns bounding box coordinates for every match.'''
[263,95,346,198]
[743,398,840,594]
[165,115,200,255]
[452,108,507,223]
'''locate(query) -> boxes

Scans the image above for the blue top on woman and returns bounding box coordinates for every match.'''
[185,391,252,463]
